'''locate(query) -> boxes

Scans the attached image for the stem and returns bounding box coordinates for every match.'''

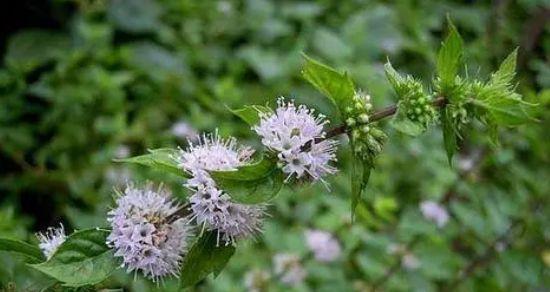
[323,97,446,140]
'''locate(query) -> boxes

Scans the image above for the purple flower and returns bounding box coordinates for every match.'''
[106,184,191,282]
[176,132,266,245]
[254,98,337,185]
[304,229,341,262]
[420,200,449,228]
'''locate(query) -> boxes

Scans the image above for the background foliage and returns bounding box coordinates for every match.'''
[0,0,548,291]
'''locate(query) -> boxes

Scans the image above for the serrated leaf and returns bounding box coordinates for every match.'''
[0,238,45,263]
[472,98,533,126]
[384,61,406,96]
[29,228,117,287]
[211,157,284,204]
[230,105,272,126]
[350,151,372,220]
[115,148,189,178]
[390,106,425,136]
[437,18,463,92]
[490,49,518,88]
[301,54,355,113]
[179,230,236,288]
[441,109,458,166]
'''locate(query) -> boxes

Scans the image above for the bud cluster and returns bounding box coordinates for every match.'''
[435,76,470,129]
[399,79,438,128]
[344,92,387,161]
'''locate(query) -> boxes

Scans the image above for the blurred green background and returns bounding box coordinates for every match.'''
[0,0,548,291]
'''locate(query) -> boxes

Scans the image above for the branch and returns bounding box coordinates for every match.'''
[311,97,447,147]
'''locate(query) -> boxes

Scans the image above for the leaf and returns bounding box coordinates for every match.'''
[5,30,71,72]
[350,150,372,220]
[211,157,284,204]
[230,105,272,126]
[390,106,425,136]
[490,49,518,88]
[472,98,533,126]
[29,228,117,287]
[0,238,45,263]
[384,60,406,96]
[179,230,236,288]
[441,109,458,166]
[436,17,463,92]
[115,148,189,178]
[301,54,355,113]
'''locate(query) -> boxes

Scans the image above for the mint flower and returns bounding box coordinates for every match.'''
[106,184,191,282]
[36,223,67,260]
[304,229,341,263]
[420,200,449,228]
[176,133,265,245]
[254,98,337,184]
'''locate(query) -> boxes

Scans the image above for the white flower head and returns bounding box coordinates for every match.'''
[171,121,198,140]
[304,229,341,262]
[253,98,337,184]
[273,253,307,286]
[420,200,449,228]
[176,132,266,245]
[244,269,271,292]
[106,184,191,282]
[36,223,67,259]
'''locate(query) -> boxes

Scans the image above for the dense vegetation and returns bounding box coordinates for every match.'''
[0,0,548,291]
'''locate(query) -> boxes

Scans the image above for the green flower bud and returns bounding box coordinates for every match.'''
[362,125,370,133]
[359,114,369,123]
[346,117,356,127]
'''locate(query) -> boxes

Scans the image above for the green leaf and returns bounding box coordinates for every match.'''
[211,157,284,204]
[384,60,406,96]
[115,148,189,178]
[490,49,518,88]
[437,18,463,92]
[29,228,117,287]
[350,150,372,219]
[230,105,272,126]
[390,106,425,136]
[301,54,355,113]
[180,230,236,288]
[472,98,533,126]
[5,30,71,73]
[441,109,458,166]
[0,238,45,263]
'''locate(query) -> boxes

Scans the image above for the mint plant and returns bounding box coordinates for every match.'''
[0,19,535,289]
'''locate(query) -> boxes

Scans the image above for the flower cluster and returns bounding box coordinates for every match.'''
[254,98,337,184]
[304,229,341,262]
[36,224,67,260]
[273,253,307,286]
[399,79,438,127]
[106,184,191,282]
[420,200,449,227]
[176,133,266,245]
[345,92,387,162]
